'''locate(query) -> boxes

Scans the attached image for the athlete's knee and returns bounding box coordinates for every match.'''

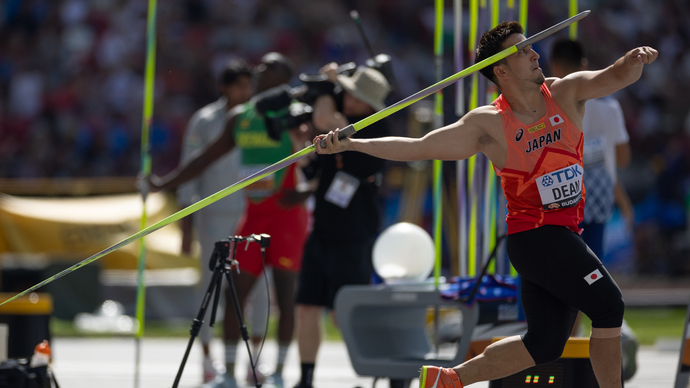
[589,293,625,329]
[591,326,622,339]
[522,330,570,365]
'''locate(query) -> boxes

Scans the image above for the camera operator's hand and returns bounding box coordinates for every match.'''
[319,62,339,83]
[135,172,150,199]
[313,93,347,133]
[314,127,351,155]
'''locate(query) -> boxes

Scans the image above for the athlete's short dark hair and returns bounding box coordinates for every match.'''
[260,52,295,80]
[220,58,252,86]
[475,21,524,86]
[550,39,585,72]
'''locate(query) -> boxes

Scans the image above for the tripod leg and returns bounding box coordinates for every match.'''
[172,267,224,388]
[224,270,264,388]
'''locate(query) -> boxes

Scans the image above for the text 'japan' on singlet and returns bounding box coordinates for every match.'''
[494,83,585,235]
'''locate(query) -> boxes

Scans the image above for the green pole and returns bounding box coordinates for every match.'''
[520,0,529,34]
[569,0,578,40]
[433,0,444,288]
[134,0,157,386]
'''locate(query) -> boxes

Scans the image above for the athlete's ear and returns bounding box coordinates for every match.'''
[493,63,509,82]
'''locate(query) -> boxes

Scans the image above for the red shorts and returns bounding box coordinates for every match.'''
[233,195,309,277]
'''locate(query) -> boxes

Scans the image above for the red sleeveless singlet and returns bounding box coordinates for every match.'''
[494,83,585,234]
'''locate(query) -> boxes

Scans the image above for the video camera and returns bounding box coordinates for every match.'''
[254,55,394,141]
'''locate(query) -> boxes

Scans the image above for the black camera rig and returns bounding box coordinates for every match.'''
[253,55,394,141]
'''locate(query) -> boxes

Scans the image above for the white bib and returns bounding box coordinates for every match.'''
[536,163,584,210]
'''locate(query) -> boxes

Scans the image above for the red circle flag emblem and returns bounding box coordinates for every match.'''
[549,115,564,126]
[584,269,603,285]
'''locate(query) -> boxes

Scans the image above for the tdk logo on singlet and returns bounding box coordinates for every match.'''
[536,163,584,210]
[525,128,561,153]
[542,164,582,194]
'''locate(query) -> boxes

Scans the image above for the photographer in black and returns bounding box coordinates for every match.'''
[293,63,391,388]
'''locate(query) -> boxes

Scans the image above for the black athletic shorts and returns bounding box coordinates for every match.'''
[507,225,625,364]
[296,235,374,309]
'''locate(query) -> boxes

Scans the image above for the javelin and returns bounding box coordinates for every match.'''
[0,10,590,307]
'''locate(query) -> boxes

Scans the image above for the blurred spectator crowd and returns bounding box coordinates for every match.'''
[1,0,689,275]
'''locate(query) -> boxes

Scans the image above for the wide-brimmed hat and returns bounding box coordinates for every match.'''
[337,66,390,111]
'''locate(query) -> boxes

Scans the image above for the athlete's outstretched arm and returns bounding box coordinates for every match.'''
[555,46,658,103]
[315,108,488,162]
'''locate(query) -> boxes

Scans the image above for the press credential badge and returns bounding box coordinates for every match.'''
[325,171,360,208]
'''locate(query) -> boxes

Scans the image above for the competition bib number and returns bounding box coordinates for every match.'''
[325,171,360,208]
[240,165,275,198]
[536,163,583,210]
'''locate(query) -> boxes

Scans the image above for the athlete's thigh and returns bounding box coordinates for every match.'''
[508,225,621,317]
[520,276,578,338]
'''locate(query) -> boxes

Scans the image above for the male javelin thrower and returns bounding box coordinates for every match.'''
[315,21,657,388]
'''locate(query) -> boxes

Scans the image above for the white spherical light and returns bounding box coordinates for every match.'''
[373,222,435,284]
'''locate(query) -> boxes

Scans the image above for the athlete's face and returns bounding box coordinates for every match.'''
[501,34,545,86]
[220,75,252,107]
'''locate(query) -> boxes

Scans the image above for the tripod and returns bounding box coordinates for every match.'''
[172,234,271,388]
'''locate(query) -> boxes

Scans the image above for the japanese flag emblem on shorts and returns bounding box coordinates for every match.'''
[584,269,603,285]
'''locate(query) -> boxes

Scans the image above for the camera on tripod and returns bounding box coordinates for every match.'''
[253,54,394,141]
[208,234,271,271]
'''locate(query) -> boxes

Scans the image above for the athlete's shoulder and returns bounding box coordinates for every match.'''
[228,102,252,121]
[545,76,577,97]
[462,105,503,144]
[467,104,500,118]
[197,99,225,119]
[464,104,501,126]
[545,77,558,88]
